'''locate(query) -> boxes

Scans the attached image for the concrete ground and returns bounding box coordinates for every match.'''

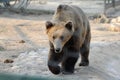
[0,10,120,80]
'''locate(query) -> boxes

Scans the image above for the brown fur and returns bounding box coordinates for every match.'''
[46,4,91,75]
[46,22,73,50]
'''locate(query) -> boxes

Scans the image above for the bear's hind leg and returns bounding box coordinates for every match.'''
[79,34,90,66]
[79,24,91,66]
[62,57,78,74]
[79,48,89,66]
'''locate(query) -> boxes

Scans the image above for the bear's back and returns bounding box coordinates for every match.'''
[52,4,88,29]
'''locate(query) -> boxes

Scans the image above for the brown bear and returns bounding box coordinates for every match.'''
[45,4,91,75]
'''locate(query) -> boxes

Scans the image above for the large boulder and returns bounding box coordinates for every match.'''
[107,16,120,32]
[108,23,120,32]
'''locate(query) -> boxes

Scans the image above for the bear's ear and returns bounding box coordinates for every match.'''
[65,22,73,31]
[46,21,53,29]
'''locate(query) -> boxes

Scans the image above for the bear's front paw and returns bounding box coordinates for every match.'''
[79,61,89,66]
[48,65,61,75]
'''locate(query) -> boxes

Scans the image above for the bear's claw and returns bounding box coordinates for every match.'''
[79,62,89,66]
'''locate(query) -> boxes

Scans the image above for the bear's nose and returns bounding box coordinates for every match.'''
[55,48,61,53]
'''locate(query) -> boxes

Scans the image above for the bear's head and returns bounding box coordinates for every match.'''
[46,21,74,53]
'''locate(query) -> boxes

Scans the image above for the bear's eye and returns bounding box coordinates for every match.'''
[53,36,55,39]
[60,36,64,40]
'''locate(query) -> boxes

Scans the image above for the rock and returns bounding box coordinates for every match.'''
[4,59,14,63]
[111,17,120,23]
[99,18,105,23]
[19,40,25,43]
[111,18,117,23]
[108,23,120,32]
[109,16,120,32]
[99,14,110,23]
[117,16,120,23]
[93,14,110,23]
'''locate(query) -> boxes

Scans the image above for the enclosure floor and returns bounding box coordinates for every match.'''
[0,12,120,80]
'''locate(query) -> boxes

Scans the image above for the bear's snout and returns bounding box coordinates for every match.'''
[55,48,61,53]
